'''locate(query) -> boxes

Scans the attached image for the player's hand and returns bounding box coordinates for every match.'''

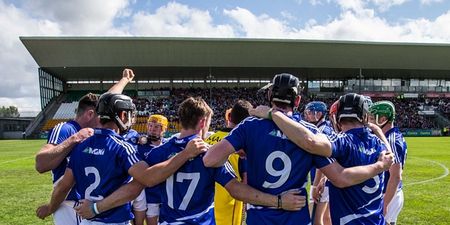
[311,186,320,203]
[122,68,135,82]
[313,177,327,203]
[75,199,96,219]
[377,151,394,171]
[73,128,94,143]
[280,189,306,211]
[183,138,208,158]
[36,204,52,219]
[249,105,272,119]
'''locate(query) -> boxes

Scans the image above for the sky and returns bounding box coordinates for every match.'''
[1,0,450,116]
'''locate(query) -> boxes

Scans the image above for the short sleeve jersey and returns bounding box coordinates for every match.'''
[225,116,334,225]
[46,120,81,201]
[68,128,141,223]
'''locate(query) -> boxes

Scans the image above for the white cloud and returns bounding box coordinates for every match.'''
[223,3,450,43]
[420,0,443,5]
[22,0,130,35]
[129,2,235,37]
[371,0,409,11]
[0,1,61,113]
[1,0,450,114]
[281,11,297,21]
[224,7,295,38]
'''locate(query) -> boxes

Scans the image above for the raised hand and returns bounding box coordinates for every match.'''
[122,68,135,82]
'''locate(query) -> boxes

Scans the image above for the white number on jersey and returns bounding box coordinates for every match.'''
[166,172,200,210]
[84,167,104,201]
[362,175,380,194]
[262,151,292,189]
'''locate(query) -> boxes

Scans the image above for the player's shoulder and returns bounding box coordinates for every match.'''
[228,116,266,134]
[299,120,319,133]
[52,120,78,134]
[106,132,137,155]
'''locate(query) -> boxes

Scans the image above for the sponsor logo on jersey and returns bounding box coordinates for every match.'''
[268,129,288,139]
[358,145,376,155]
[82,147,105,156]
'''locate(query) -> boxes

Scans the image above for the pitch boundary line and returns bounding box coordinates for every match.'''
[0,156,34,165]
[404,157,449,186]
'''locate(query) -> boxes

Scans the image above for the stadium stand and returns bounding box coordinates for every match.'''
[40,88,450,135]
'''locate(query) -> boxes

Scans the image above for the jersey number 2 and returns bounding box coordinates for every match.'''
[166,172,200,210]
[84,167,104,201]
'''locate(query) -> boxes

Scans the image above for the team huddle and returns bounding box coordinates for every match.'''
[35,69,407,225]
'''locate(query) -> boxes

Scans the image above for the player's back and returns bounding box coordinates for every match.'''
[225,117,332,225]
[47,120,81,201]
[328,127,387,225]
[69,128,139,223]
[383,126,407,191]
[146,134,235,225]
[317,120,338,140]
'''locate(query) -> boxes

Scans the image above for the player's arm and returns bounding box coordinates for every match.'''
[36,168,75,219]
[108,68,135,94]
[203,139,235,167]
[319,152,394,188]
[224,179,305,211]
[311,169,325,203]
[383,163,402,213]
[249,106,332,157]
[366,122,392,153]
[130,138,208,187]
[35,128,93,173]
[75,179,144,219]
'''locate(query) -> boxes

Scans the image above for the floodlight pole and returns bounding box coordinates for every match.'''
[207,68,214,105]
[358,68,363,94]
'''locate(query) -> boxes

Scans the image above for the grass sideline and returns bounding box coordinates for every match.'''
[0,137,449,225]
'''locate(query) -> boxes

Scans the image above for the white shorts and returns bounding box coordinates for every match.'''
[80,220,131,225]
[53,200,81,225]
[318,186,329,203]
[146,203,160,217]
[132,190,147,212]
[309,185,329,203]
[309,186,315,204]
[385,190,404,223]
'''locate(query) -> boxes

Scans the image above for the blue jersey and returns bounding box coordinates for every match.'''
[317,120,338,141]
[122,129,140,147]
[138,140,167,204]
[383,127,407,191]
[225,116,333,225]
[311,120,338,183]
[68,128,141,223]
[46,120,81,201]
[329,127,388,225]
[146,134,236,224]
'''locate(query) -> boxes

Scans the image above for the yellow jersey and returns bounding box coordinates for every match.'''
[205,130,244,225]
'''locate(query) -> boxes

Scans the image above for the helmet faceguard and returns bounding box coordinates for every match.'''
[369,100,396,127]
[96,93,136,132]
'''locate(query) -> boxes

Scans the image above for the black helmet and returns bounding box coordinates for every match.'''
[336,93,368,122]
[268,73,300,107]
[96,93,136,131]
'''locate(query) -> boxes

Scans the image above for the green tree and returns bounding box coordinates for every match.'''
[0,106,20,117]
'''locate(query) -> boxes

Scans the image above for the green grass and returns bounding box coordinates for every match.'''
[0,138,449,225]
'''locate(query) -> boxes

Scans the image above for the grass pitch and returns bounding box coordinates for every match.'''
[0,137,449,225]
